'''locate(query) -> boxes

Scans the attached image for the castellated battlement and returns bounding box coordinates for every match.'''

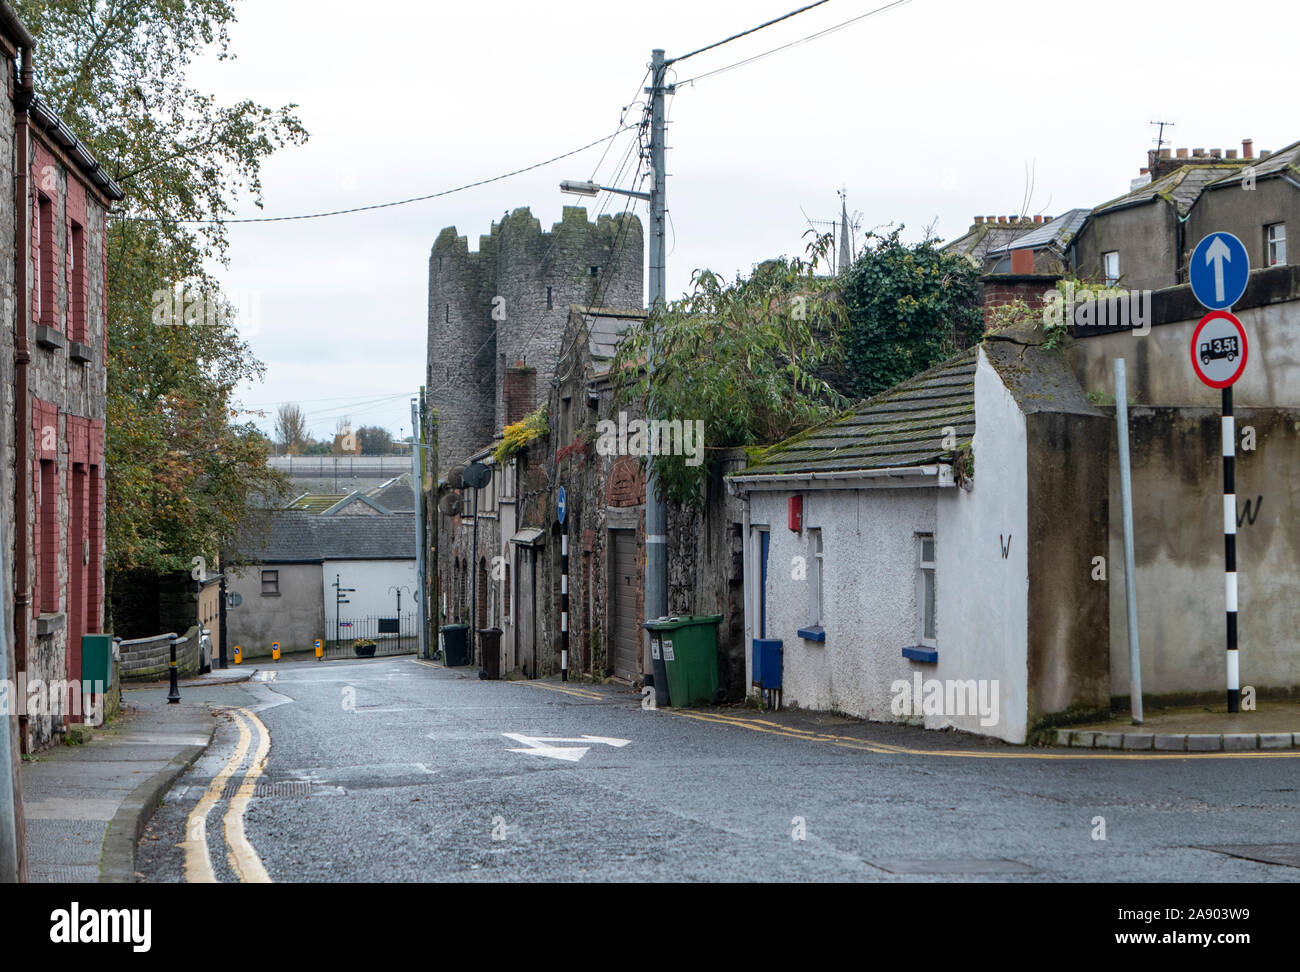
[427,205,644,476]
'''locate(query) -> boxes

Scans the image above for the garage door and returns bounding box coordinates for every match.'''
[609,529,639,680]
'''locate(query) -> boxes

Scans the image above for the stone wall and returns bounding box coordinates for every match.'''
[427,206,642,477]
[118,627,202,682]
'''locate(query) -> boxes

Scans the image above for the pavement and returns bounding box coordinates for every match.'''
[19,670,254,882]
[1045,698,1300,751]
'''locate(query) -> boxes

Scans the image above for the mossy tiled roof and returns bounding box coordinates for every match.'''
[738,349,977,478]
[288,493,348,512]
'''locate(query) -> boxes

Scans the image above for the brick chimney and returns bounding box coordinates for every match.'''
[503,363,534,427]
[1243,139,1254,159]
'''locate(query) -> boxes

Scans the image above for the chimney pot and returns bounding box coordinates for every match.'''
[1139,167,1149,175]
[986,215,998,224]
[1243,138,1254,159]
[1261,150,1271,158]
[1176,148,1189,159]
[974,216,984,225]
[1210,148,1222,158]
[1192,147,1204,157]
[1159,149,1172,159]
[1226,149,1238,159]
[997,216,1007,224]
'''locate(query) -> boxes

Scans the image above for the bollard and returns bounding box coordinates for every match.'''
[272,641,281,662]
[314,639,323,661]
[166,635,182,704]
[233,645,241,665]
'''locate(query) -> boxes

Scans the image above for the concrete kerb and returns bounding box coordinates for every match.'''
[1051,728,1299,751]
[99,721,216,883]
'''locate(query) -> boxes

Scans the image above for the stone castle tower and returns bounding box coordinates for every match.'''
[427,206,644,475]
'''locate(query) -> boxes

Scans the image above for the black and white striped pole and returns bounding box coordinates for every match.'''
[1222,386,1239,712]
[1189,306,1249,714]
[558,485,568,682]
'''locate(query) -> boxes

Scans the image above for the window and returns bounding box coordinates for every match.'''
[37,193,56,328]
[69,221,86,343]
[1266,223,1286,266]
[808,529,824,628]
[39,459,58,613]
[1102,251,1120,286]
[503,563,511,621]
[918,535,936,647]
[261,569,279,596]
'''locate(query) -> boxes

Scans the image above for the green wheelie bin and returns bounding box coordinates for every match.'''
[644,615,723,707]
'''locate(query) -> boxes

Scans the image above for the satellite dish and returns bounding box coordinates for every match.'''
[463,461,491,489]
[438,492,463,516]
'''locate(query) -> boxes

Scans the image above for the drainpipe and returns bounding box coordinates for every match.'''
[6,20,35,883]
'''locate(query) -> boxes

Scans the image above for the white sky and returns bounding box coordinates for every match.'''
[186,0,1300,442]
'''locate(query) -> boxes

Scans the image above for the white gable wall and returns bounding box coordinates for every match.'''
[322,559,418,623]
[933,349,1030,742]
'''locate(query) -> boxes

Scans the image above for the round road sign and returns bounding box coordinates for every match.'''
[1190,232,1250,310]
[1190,310,1248,388]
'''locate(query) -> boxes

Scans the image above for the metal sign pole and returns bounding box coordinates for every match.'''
[1114,359,1142,723]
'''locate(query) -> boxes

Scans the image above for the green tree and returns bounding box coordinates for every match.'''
[357,425,394,456]
[610,235,847,507]
[840,227,983,400]
[13,1,308,602]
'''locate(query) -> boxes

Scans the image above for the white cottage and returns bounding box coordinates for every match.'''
[729,334,1112,743]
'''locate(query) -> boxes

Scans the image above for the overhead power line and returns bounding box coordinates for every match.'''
[677,0,915,86]
[110,126,635,226]
[668,0,831,65]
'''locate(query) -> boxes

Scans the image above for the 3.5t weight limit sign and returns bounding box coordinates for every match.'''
[1190,310,1248,388]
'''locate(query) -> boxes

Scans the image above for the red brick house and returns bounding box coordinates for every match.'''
[1,3,123,764]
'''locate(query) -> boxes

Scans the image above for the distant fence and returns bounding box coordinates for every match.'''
[119,626,202,681]
[324,613,418,659]
[269,456,412,477]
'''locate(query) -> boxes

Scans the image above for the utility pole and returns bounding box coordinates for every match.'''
[411,396,428,659]
[643,47,671,646]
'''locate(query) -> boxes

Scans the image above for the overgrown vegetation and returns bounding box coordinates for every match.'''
[610,234,848,507]
[840,227,984,398]
[495,405,549,464]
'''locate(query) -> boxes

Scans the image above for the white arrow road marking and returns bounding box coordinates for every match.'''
[501,732,630,762]
[1206,235,1232,302]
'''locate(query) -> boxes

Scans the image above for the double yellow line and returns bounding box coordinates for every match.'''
[668,709,1300,760]
[182,707,273,882]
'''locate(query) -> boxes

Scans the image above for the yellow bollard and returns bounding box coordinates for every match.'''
[272,641,281,662]
[233,645,242,665]
[314,639,323,661]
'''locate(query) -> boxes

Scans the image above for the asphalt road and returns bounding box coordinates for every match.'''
[134,655,1300,882]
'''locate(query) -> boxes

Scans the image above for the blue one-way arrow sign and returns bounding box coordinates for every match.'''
[1190,232,1250,310]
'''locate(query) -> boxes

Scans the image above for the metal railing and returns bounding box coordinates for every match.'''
[324,613,418,659]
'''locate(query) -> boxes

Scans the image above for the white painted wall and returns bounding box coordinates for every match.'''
[738,349,1032,743]
[322,559,417,623]
[933,349,1030,742]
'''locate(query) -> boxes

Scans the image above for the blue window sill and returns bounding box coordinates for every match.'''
[797,626,825,643]
[902,645,938,664]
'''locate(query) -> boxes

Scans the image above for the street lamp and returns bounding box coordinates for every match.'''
[560,179,650,202]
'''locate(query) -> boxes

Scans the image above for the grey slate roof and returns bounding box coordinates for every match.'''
[1093,164,1247,217]
[367,474,415,512]
[990,209,1089,255]
[573,306,645,365]
[1206,139,1300,189]
[941,223,1038,264]
[737,349,977,478]
[234,512,416,563]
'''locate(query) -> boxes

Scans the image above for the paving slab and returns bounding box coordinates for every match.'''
[20,700,214,882]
